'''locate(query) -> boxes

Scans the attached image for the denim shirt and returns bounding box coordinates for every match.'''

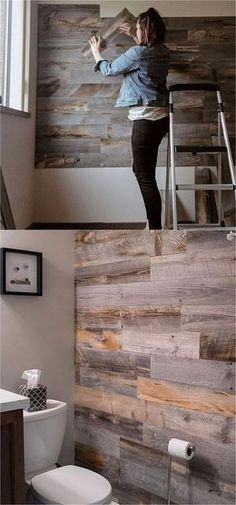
[94,42,169,107]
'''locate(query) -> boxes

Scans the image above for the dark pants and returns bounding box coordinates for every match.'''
[131,115,169,229]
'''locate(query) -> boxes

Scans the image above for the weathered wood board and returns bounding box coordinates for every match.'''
[74,230,236,504]
[36,10,235,177]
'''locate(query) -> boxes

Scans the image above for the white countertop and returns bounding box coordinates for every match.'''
[0,388,30,412]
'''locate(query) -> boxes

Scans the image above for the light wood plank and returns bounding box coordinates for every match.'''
[122,330,200,358]
[155,231,187,256]
[137,377,236,416]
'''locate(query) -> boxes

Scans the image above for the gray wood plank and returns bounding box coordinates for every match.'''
[119,438,235,504]
[76,276,235,311]
[181,305,236,331]
[150,356,235,391]
[122,329,200,358]
[150,251,235,280]
[143,424,235,482]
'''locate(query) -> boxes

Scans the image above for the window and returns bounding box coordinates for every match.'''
[0,0,30,112]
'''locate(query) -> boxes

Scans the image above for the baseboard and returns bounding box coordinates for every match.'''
[27,222,146,230]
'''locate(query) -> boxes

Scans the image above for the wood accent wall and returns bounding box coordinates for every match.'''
[36,6,235,169]
[74,230,235,504]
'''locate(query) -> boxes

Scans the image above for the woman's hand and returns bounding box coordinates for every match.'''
[89,35,104,62]
[119,22,137,38]
[89,35,102,52]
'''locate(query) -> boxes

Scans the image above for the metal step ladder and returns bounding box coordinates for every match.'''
[165,83,235,229]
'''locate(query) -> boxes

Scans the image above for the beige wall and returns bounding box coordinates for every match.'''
[0,230,75,465]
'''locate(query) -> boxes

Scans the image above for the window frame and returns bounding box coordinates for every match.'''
[1,0,31,116]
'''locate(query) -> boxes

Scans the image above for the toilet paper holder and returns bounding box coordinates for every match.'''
[167,439,195,505]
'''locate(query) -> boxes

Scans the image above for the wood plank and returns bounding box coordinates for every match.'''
[119,438,235,505]
[73,385,236,446]
[74,384,103,411]
[113,481,167,505]
[75,405,143,442]
[122,329,200,358]
[75,257,150,285]
[143,424,235,482]
[81,8,136,57]
[78,367,138,397]
[195,166,211,224]
[155,231,187,256]
[181,305,236,331]
[76,305,181,322]
[74,385,147,423]
[150,356,235,391]
[76,276,235,310]
[122,312,181,333]
[185,231,236,255]
[75,327,122,351]
[75,422,120,458]
[76,348,150,377]
[75,230,155,261]
[150,250,235,280]
[75,230,155,284]
[200,335,236,362]
[145,402,236,445]
[137,377,236,416]
[75,441,120,484]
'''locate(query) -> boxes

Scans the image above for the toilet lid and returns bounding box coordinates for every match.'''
[31,465,112,505]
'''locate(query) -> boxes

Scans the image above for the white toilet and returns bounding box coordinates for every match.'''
[23,399,113,505]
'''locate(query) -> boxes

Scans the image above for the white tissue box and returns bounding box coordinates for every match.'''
[18,384,47,411]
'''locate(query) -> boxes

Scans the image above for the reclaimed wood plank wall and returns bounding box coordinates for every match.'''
[74,230,236,504]
[36,5,235,173]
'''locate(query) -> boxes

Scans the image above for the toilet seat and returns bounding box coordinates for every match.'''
[31,465,112,505]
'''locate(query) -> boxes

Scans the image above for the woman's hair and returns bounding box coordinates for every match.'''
[138,8,166,46]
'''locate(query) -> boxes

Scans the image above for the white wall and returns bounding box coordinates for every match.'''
[0,230,75,465]
[34,166,195,223]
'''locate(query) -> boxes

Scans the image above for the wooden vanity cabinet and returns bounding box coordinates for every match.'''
[1,409,25,504]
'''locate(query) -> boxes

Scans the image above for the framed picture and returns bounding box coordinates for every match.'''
[0,248,43,296]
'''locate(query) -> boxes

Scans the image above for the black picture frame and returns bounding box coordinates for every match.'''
[0,248,43,296]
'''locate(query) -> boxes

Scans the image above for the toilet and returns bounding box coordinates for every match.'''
[23,399,113,505]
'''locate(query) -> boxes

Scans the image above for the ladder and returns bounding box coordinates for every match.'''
[165,83,236,229]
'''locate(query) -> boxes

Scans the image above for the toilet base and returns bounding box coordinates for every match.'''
[26,487,42,505]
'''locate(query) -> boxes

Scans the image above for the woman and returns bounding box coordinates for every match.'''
[89,8,169,229]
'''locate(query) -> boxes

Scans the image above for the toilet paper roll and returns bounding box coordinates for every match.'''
[168,438,195,460]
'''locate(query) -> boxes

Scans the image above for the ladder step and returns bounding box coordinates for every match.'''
[176,184,234,191]
[175,145,227,154]
[169,83,220,92]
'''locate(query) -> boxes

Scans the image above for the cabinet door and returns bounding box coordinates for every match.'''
[1,409,25,504]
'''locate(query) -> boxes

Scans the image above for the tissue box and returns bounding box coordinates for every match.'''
[18,384,47,411]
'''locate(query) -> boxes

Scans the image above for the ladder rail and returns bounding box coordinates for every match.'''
[217,90,236,187]
[217,102,222,225]
[164,133,170,229]
[169,92,178,230]
[167,85,235,229]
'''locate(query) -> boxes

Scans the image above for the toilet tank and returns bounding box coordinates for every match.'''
[23,399,67,480]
